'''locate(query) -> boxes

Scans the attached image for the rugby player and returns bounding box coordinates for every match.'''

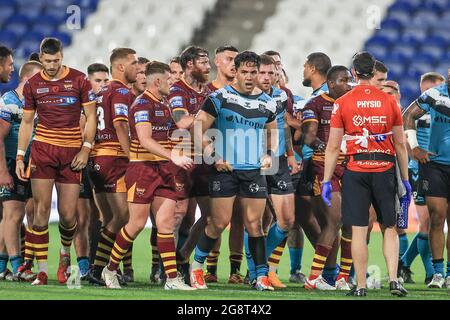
[189,51,277,291]
[101,61,194,290]
[16,38,97,285]
[0,61,42,281]
[87,48,138,285]
[169,56,183,85]
[403,68,450,289]
[132,57,150,97]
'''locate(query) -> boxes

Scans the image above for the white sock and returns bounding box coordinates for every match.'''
[61,247,71,255]
[191,260,203,271]
[269,265,277,273]
[37,261,48,274]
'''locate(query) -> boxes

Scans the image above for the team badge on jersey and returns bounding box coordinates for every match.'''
[114,103,128,117]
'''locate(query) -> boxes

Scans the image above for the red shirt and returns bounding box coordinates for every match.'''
[92,79,135,157]
[23,66,95,147]
[331,84,402,172]
[129,90,173,162]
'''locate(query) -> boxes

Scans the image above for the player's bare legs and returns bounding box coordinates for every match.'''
[2,200,26,277]
[74,198,91,279]
[228,206,244,283]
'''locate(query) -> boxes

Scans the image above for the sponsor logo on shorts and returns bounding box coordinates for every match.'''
[249,183,260,193]
[30,164,37,173]
[212,181,221,192]
[94,164,101,171]
[136,187,146,196]
[422,179,429,191]
[175,182,185,192]
[114,103,128,117]
[277,180,287,191]
[17,185,25,195]
[37,88,49,94]
[169,96,183,108]
[352,115,387,126]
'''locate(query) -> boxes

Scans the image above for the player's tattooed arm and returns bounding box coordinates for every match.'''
[402,101,426,130]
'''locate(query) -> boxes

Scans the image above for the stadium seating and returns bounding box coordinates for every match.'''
[364,0,450,107]
[251,0,395,98]
[0,0,99,92]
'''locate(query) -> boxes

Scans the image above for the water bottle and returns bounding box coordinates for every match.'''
[397,197,409,229]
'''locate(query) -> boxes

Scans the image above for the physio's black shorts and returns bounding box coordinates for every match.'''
[209,169,268,199]
[342,167,396,227]
[79,167,93,199]
[0,158,31,202]
[292,158,313,196]
[266,156,294,195]
[421,161,450,200]
[408,167,425,206]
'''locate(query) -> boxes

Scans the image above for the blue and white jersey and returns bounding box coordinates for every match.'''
[416,83,450,165]
[202,85,277,170]
[270,86,288,157]
[0,90,30,161]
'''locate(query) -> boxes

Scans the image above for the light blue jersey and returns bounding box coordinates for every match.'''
[202,85,277,170]
[416,83,450,165]
[0,90,30,161]
[408,113,431,171]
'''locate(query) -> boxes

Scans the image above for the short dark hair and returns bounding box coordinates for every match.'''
[87,63,109,75]
[352,51,376,80]
[170,56,180,64]
[28,52,40,62]
[40,38,63,55]
[263,50,281,59]
[259,54,275,66]
[306,52,331,76]
[374,60,388,73]
[110,48,136,65]
[19,61,42,81]
[420,72,445,84]
[326,65,349,82]
[234,51,260,70]
[145,61,171,76]
[180,46,209,70]
[138,57,150,65]
[215,45,239,55]
[0,45,13,63]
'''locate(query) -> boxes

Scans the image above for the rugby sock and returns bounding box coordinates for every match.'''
[432,259,444,276]
[206,251,220,275]
[229,251,243,275]
[398,233,408,260]
[24,226,35,263]
[77,256,90,276]
[336,236,352,282]
[0,254,8,273]
[249,236,268,279]
[309,244,331,279]
[192,230,218,270]
[9,255,22,274]
[401,232,419,268]
[33,225,49,274]
[244,230,256,281]
[268,237,287,272]
[266,223,288,260]
[123,244,133,271]
[157,233,178,279]
[150,227,160,266]
[20,223,26,259]
[59,222,77,254]
[322,265,338,285]
[417,233,434,278]
[94,228,116,269]
[108,228,134,272]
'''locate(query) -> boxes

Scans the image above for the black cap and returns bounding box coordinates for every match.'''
[352,51,375,78]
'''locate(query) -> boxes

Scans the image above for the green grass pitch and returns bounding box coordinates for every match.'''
[0,223,448,300]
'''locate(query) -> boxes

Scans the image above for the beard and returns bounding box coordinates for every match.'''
[302,78,312,87]
[192,68,208,83]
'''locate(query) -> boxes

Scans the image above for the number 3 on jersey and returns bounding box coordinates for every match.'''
[97,106,105,130]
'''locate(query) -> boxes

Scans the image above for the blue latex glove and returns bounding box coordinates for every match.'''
[321,181,332,207]
[401,179,412,203]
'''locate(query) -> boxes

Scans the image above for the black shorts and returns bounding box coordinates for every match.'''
[209,169,268,199]
[293,157,313,196]
[189,163,213,198]
[421,161,450,199]
[342,167,396,227]
[0,158,31,202]
[408,167,425,206]
[79,167,93,199]
[266,156,294,195]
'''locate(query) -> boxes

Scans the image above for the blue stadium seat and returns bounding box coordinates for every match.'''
[50,32,72,47]
[435,62,449,77]
[387,11,411,25]
[0,6,15,27]
[0,31,18,49]
[17,5,42,20]
[6,14,31,26]
[391,42,417,60]
[413,10,441,28]
[389,1,415,14]
[421,0,448,11]
[3,23,29,38]
[401,29,428,44]
[381,18,403,30]
[32,22,57,35]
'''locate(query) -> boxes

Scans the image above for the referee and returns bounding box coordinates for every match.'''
[322,52,411,297]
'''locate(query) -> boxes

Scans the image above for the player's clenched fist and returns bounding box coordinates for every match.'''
[172,154,193,170]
